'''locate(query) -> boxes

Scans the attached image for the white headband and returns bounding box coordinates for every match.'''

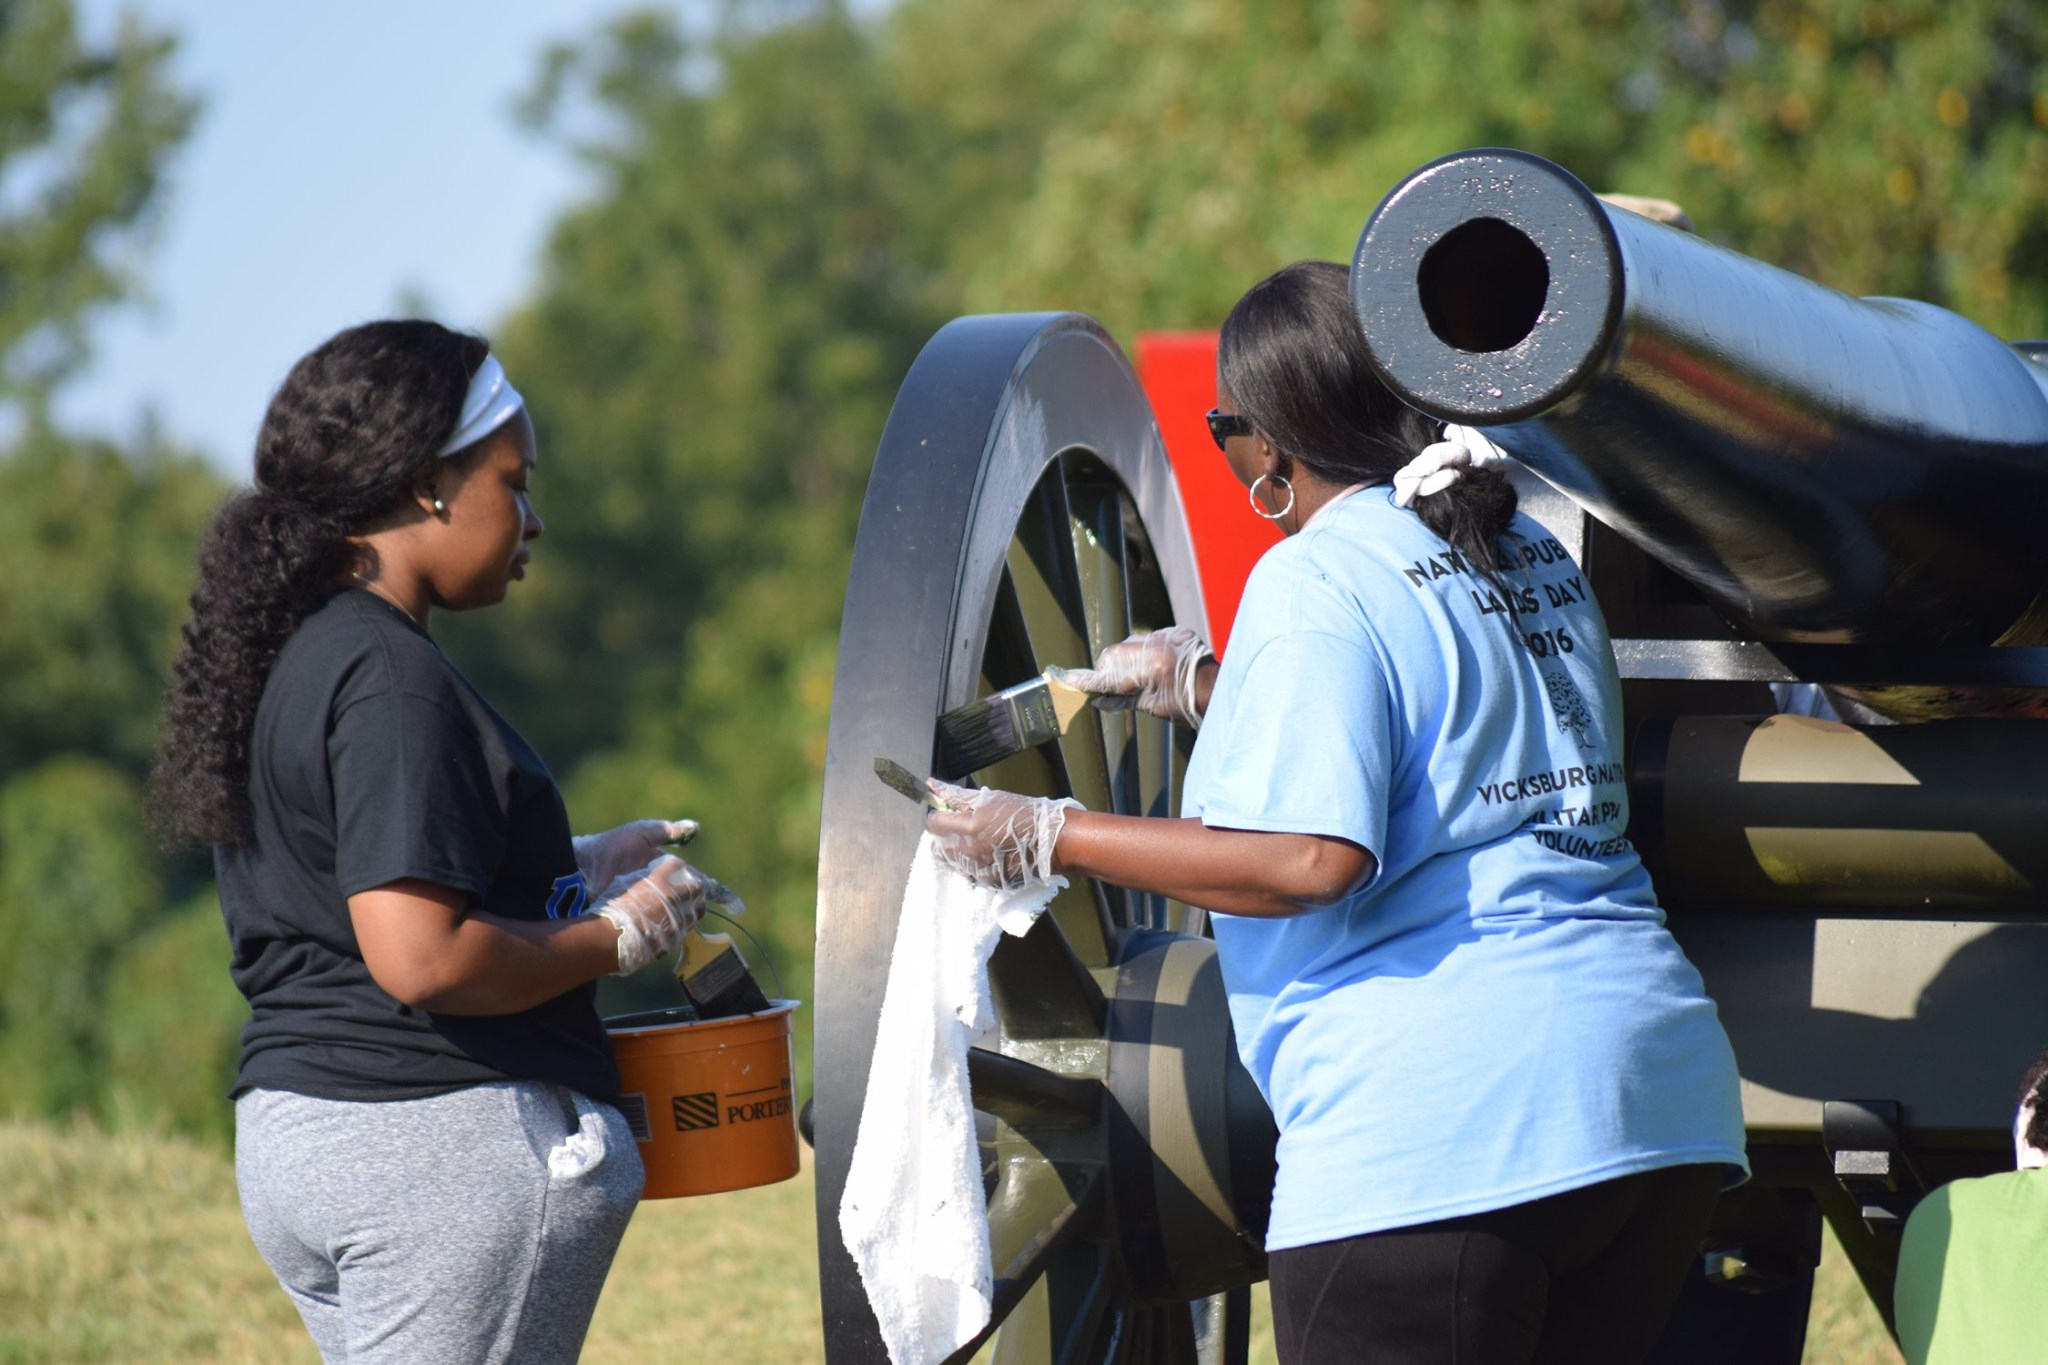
[436,354,526,457]
[1391,423,1513,508]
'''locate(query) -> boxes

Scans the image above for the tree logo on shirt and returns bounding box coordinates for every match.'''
[546,872,589,920]
[1542,667,1598,751]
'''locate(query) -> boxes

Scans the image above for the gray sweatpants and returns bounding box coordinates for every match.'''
[235,1082,644,1364]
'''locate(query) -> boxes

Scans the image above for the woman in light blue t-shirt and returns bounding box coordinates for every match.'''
[927,260,1747,1363]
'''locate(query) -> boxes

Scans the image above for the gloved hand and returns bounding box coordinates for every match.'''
[572,818,699,896]
[1051,626,1213,728]
[700,876,748,920]
[922,779,1082,889]
[592,854,707,975]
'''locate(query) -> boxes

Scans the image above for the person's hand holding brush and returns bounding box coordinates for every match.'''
[1052,626,1215,728]
[593,856,708,974]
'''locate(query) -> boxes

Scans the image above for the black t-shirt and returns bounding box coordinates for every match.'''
[215,589,620,1105]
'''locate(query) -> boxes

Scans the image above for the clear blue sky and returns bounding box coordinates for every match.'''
[63,1,606,476]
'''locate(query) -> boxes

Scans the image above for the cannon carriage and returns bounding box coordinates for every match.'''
[810,148,2048,1361]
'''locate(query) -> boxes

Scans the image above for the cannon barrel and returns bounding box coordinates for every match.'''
[1348,148,2048,656]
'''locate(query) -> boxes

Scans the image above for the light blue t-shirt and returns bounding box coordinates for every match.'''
[1185,487,1748,1250]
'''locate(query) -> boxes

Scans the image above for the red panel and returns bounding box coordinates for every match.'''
[1133,331,1281,656]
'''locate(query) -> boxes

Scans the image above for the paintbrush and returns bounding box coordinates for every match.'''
[657,824,773,1017]
[934,670,1093,776]
[675,925,772,1017]
[873,757,962,809]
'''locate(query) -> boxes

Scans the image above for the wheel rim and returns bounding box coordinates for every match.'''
[816,314,1277,1364]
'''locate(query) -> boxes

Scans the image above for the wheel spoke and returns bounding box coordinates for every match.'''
[1189,1288,1251,1365]
[1120,488,1175,827]
[986,1241,1119,1365]
[989,1149,1104,1288]
[1063,456,1139,821]
[1011,473,1118,814]
[1136,469,1197,844]
[981,565,1046,692]
[1127,712,1173,930]
[978,732,1116,967]
[945,1148,1107,1363]
[1070,464,1175,933]
[988,911,1108,1042]
[1155,1305,1198,1361]
[1047,1244,1119,1365]
[1007,467,1093,678]
[1107,1306,1152,1364]
[1105,485,1201,930]
[968,566,1117,965]
[1009,471,1134,932]
[968,1047,1102,1131]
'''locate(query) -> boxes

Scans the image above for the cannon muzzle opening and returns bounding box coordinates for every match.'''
[1417,216,1550,355]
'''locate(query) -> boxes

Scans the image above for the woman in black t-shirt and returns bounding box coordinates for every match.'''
[153,321,709,1363]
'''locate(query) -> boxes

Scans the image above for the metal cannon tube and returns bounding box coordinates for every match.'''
[1350,149,2048,650]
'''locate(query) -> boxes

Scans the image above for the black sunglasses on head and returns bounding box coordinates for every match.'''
[1205,408,1254,451]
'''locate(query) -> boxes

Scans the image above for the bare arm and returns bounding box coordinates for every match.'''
[348,879,620,1015]
[1193,658,1219,719]
[1053,812,1374,918]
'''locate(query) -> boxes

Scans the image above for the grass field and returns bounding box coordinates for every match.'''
[0,1118,1900,1364]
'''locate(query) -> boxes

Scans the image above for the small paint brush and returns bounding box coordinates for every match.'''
[873,757,962,810]
[935,671,1093,776]
[676,926,773,1018]
[656,824,771,1017]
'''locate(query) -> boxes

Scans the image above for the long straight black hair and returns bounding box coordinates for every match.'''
[1218,260,1517,577]
[151,321,490,847]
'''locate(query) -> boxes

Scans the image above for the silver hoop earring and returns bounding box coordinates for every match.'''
[1248,473,1294,522]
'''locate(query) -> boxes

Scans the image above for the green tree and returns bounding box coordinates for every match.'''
[0,0,196,414]
[0,428,224,775]
[884,0,1658,333]
[0,757,162,1116]
[0,0,206,1127]
[918,0,2047,340]
[101,890,246,1141]
[1605,0,2048,334]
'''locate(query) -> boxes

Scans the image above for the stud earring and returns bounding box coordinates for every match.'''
[432,497,447,515]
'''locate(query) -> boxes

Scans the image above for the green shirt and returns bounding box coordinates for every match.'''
[1895,1168,2048,1364]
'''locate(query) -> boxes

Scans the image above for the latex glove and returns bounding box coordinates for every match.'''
[593,854,707,975]
[923,779,1082,890]
[1392,424,1513,508]
[1051,626,1213,728]
[571,818,699,894]
[700,875,748,920]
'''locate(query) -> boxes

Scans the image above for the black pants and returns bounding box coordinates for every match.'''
[1268,1163,1723,1365]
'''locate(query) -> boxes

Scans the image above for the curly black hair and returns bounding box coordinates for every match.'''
[2020,1046,2048,1156]
[1218,260,1519,584]
[151,320,490,847]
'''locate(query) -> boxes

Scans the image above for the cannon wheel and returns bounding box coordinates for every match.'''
[814,314,1277,1363]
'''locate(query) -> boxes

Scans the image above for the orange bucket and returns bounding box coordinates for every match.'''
[606,1000,801,1199]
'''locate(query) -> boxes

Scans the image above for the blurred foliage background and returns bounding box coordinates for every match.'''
[3,0,2046,1151]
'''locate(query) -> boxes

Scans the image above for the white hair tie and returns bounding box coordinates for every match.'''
[436,354,526,457]
[1391,423,1512,508]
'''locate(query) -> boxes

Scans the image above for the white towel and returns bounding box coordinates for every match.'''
[838,832,1066,1365]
